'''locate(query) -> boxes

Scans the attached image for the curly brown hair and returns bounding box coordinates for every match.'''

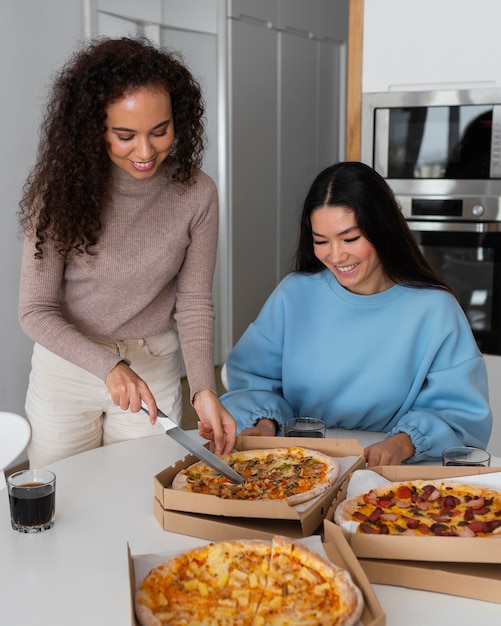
[19,36,206,257]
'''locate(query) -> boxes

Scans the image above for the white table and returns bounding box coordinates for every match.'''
[1,431,500,625]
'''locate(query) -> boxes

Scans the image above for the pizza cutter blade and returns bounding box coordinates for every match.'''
[141,404,244,484]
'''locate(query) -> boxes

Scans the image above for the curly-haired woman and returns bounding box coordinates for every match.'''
[18,37,236,467]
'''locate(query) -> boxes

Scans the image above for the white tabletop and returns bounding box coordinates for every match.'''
[1,430,500,625]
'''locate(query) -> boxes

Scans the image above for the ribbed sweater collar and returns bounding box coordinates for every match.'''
[110,159,176,195]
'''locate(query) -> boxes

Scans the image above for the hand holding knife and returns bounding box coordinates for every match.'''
[141,403,244,484]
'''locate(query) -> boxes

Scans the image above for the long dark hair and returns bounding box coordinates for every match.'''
[295,161,454,293]
[19,36,205,258]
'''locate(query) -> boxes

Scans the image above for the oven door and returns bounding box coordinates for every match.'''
[408,220,501,355]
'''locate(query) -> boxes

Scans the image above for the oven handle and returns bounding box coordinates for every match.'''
[407,220,501,233]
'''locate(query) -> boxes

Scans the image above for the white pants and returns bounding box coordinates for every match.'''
[26,330,182,468]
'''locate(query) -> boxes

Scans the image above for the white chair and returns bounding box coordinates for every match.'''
[0,412,31,489]
[220,362,229,391]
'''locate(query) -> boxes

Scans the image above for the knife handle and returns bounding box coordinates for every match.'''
[140,401,168,418]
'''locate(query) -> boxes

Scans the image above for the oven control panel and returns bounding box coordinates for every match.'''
[398,196,501,222]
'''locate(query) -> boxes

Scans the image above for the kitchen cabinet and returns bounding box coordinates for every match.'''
[229,0,278,23]
[228,2,348,344]
[162,0,219,33]
[97,0,162,24]
[278,31,342,279]
[228,17,279,344]
[278,0,317,34]
[278,30,318,277]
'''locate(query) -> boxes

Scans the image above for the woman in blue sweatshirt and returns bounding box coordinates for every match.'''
[217,162,492,466]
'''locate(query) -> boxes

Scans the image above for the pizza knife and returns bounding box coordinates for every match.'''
[141,403,244,484]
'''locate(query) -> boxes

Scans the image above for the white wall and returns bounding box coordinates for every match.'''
[0,2,86,471]
[362,0,501,455]
[363,0,501,93]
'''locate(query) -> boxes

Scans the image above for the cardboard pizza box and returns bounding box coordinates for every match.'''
[322,522,386,626]
[358,557,501,606]
[153,436,365,539]
[326,465,501,564]
[128,528,386,626]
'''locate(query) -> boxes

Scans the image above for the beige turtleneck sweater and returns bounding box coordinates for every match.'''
[19,161,219,396]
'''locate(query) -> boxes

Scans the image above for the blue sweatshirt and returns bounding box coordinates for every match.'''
[221,269,492,462]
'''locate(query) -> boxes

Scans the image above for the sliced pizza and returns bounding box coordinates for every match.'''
[135,536,364,626]
[171,447,340,505]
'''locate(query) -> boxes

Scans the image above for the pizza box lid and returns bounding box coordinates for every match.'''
[153,436,364,526]
[322,522,386,626]
[128,528,386,626]
[326,465,501,563]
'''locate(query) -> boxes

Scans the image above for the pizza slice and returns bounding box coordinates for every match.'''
[253,536,363,626]
[135,540,270,626]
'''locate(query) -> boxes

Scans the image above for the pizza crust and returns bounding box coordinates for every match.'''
[171,447,340,505]
[134,597,161,626]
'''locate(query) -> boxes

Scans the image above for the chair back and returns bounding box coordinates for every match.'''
[0,412,31,473]
[220,362,229,391]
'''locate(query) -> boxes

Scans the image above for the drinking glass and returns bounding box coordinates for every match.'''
[285,417,326,438]
[7,469,56,533]
[442,446,491,467]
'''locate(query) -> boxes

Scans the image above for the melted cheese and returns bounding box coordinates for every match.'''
[351,482,501,537]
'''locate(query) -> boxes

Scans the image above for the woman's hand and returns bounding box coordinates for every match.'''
[194,390,237,455]
[364,432,415,467]
[239,418,277,438]
[105,361,158,421]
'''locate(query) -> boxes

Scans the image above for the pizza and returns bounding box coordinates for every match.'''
[135,535,364,626]
[171,447,339,505]
[334,479,501,537]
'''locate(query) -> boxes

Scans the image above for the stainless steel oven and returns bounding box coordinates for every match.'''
[360,87,501,354]
[407,198,501,355]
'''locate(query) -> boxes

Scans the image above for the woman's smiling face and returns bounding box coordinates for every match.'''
[104,86,175,179]
[311,205,392,295]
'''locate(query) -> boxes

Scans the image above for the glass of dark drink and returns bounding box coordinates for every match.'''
[285,417,326,438]
[7,469,56,533]
[442,446,491,467]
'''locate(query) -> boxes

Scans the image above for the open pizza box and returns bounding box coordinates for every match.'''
[128,525,386,626]
[326,465,501,564]
[153,435,365,540]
